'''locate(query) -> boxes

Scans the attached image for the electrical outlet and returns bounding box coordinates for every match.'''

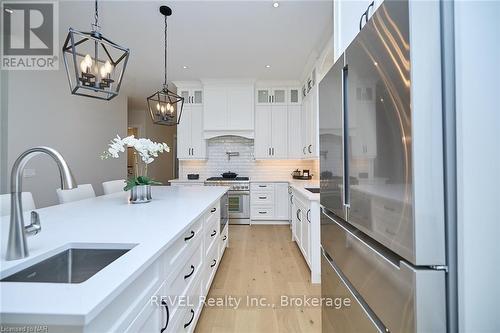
[23,169,36,178]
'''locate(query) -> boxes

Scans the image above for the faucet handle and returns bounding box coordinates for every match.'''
[25,211,41,236]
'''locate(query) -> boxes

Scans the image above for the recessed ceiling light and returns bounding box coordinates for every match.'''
[273,2,279,8]
[4,7,13,14]
[183,65,189,69]
[265,65,271,68]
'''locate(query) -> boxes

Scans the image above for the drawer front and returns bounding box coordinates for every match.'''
[205,203,220,225]
[166,242,203,297]
[164,217,203,272]
[168,277,203,333]
[250,183,275,192]
[321,252,385,333]
[203,239,220,294]
[321,210,446,332]
[204,215,219,255]
[250,191,274,206]
[220,224,228,258]
[251,206,274,220]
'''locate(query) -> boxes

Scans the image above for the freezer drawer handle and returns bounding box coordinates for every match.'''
[184,230,195,242]
[160,300,170,333]
[184,309,195,328]
[184,265,195,280]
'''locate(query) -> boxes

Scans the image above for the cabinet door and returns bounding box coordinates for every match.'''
[192,89,203,105]
[301,94,311,158]
[308,86,319,158]
[179,90,190,104]
[272,88,287,105]
[177,106,192,159]
[289,88,301,105]
[227,86,254,130]
[254,106,272,159]
[271,105,288,159]
[301,205,311,263]
[204,86,227,130]
[274,183,290,220]
[190,105,206,159]
[256,89,271,105]
[287,105,303,159]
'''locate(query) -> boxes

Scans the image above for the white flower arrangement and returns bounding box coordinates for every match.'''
[101,135,170,190]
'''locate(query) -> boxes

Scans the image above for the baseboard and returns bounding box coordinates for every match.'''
[250,220,290,225]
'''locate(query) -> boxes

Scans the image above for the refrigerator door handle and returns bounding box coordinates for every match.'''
[342,64,350,210]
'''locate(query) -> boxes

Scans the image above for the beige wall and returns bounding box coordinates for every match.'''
[127,107,176,185]
[3,68,127,208]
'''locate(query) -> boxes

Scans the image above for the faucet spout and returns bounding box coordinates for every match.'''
[6,147,76,261]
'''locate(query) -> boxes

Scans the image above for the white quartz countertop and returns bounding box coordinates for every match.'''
[0,186,228,326]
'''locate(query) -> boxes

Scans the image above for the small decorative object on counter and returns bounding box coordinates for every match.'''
[101,135,169,203]
[291,169,301,177]
[302,169,310,177]
[187,174,200,180]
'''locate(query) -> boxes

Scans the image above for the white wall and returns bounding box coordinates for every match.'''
[179,136,319,180]
[3,68,127,208]
[455,1,500,332]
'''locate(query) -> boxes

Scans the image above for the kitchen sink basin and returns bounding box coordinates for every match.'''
[1,247,131,284]
[305,187,320,194]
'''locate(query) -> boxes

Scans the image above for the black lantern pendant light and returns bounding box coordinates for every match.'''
[147,6,184,126]
[62,0,130,100]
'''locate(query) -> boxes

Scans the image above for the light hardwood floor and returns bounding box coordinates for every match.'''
[195,225,321,333]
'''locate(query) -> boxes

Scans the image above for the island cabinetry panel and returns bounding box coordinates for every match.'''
[89,199,228,333]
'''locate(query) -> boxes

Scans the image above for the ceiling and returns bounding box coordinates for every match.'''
[59,1,333,110]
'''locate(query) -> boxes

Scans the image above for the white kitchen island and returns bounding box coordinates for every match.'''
[0,186,229,333]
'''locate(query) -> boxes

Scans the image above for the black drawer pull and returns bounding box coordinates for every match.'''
[184,265,195,280]
[258,196,267,199]
[160,300,170,333]
[258,185,267,188]
[223,235,227,241]
[184,230,195,241]
[211,207,216,213]
[259,211,267,214]
[297,209,301,222]
[184,309,195,328]
[211,230,217,237]
[211,259,217,267]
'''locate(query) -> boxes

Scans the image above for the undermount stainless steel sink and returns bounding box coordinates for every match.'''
[1,247,131,284]
[305,187,320,194]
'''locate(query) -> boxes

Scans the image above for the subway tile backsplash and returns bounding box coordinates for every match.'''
[179,136,319,180]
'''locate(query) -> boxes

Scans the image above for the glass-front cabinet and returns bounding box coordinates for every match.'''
[179,88,203,105]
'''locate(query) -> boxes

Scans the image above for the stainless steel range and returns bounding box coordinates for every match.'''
[205,177,250,225]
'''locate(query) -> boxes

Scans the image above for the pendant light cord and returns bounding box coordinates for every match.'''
[163,15,168,90]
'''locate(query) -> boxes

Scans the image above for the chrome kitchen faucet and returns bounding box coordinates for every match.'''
[6,147,77,261]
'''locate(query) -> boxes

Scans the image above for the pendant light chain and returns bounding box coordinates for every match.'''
[163,15,168,90]
[93,0,100,32]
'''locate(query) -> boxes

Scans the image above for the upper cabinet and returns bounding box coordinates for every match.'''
[256,87,301,105]
[174,81,207,160]
[178,88,203,105]
[203,80,255,138]
[334,0,384,60]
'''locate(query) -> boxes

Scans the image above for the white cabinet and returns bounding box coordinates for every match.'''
[334,0,384,60]
[255,105,288,159]
[289,186,321,283]
[250,182,290,222]
[301,85,319,159]
[179,88,203,105]
[177,105,206,160]
[287,105,303,159]
[203,82,254,136]
[256,88,287,105]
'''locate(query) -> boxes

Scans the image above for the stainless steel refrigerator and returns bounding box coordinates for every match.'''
[319,0,449,332]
